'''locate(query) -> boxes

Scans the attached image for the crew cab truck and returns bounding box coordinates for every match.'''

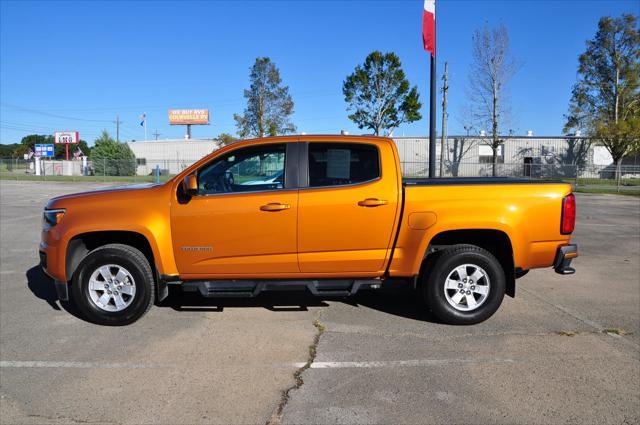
[39,135,578,326]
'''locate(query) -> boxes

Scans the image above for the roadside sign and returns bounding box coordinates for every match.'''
[55,131,79,144]
[35,144,54,157]
[55,131,79,160]
[168,109,209,125]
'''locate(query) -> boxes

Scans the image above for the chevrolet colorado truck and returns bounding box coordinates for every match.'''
[40,135,578,326]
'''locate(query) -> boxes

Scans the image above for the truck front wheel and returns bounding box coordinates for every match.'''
[421,244,505,325]
[71,244,155,326]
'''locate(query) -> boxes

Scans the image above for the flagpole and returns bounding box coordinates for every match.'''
[423,0,436,178]
[428,53,436,178]
[144,114,148,141]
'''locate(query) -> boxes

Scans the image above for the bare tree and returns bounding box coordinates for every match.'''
[445,115,478,176]
[467,24,520,176]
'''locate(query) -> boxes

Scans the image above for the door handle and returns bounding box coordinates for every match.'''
[358,198,388,207]
[260,203,291,212]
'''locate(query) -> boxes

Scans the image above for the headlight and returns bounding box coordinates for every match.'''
[43,209,65,227]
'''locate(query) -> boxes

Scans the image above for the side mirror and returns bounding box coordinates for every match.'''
[183,174,198,196]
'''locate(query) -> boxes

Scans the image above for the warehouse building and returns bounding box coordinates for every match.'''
[124,135,638,178]
[126,139,221,175]
[393,135,639,178]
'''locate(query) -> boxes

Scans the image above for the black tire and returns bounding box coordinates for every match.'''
[71,244,154,326]
[421,244,505,325]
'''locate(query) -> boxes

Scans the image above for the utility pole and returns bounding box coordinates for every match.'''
[439,61,449,177]
[152,129,161,140]
[113,116,123,142]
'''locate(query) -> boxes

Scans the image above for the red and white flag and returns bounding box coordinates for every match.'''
[422,0,435,56]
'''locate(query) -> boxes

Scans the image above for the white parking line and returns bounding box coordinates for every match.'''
[579,223,639,227]
[0,361,164,369]
[294,358,516,369]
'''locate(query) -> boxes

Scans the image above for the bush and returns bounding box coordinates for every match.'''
[91,131,136,176]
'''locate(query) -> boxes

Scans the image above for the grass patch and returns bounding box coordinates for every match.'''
[564,178,640,187]
[557,331,577,337]
[0,174,173,183]
[602,328,626,336]
[574,187,640,196]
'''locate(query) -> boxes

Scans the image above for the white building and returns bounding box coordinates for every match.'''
[126,139,221,175]
[393,135,639,178]
[123,135,638,179]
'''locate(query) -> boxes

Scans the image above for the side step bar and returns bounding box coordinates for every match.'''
[180,279,382,298]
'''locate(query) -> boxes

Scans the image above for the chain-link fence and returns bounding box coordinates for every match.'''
[0,158,185,183]
[2,157,639,192]
[401,161,640,192]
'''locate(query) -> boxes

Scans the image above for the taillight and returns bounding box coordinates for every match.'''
[561,194,576,234]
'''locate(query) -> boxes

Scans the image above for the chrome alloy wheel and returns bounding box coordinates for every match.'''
[87,265,136,312]
[443,263,490,312]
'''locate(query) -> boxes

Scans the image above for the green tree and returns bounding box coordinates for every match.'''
[15,134,54,158]
[234,57,296,138]
[91,130,136,176]
[53,139,91,159]
[13,134,91,159]
[343,51,421,136]
[564,14,640,181]
[0,143,21,158]
[217,133,238,146]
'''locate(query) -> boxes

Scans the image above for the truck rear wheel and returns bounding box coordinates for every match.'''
[421,244,505,325]
[71,244,155,326]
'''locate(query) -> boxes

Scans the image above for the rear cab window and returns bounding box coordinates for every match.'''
[308,143,380,187]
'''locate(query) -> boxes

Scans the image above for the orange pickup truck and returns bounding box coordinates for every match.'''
[40,135,577,326]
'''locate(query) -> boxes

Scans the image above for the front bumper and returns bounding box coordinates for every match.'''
[40,247,69,301]
[553,244,578,275]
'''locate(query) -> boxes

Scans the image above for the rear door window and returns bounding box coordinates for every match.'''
[308,143,380,187]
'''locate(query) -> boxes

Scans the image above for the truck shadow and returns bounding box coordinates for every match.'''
[160,282,441,323]
[25,265,84,320]
[350,282,441,323]
[160,286,330,312]
[27,264,440,324]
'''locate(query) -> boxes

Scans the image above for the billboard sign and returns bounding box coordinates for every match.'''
[55,131,79,144]
[168,109,209,125]
[35,144,55,157]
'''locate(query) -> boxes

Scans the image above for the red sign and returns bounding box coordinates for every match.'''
[55,131,80,144]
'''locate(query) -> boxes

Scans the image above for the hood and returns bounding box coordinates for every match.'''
[46,183,163,208]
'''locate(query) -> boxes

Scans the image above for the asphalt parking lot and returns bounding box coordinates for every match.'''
[1,180,638,424]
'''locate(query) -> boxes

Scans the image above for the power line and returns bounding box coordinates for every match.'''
[1,103,113,123]
[0,120,107,137]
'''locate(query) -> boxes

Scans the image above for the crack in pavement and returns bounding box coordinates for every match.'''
[267,314,326,425]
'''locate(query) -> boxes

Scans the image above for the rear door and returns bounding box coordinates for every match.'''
[297,140,400,273]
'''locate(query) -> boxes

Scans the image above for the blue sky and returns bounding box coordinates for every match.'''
[1,0,638,145]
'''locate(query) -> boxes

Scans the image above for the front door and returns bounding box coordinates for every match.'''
[171,143,299,276]
[297,141,400,273]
